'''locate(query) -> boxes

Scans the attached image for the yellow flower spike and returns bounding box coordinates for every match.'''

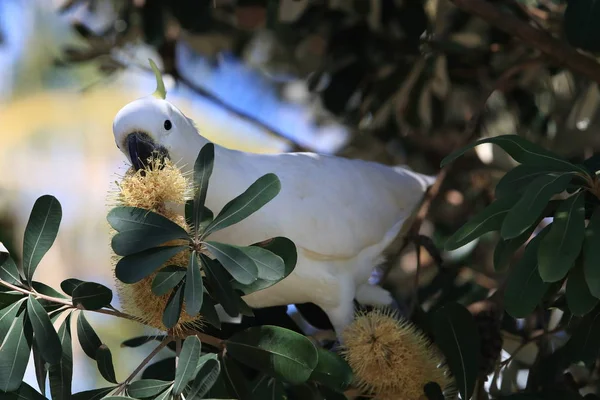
[340,308,455,400]
[108,156,202,334]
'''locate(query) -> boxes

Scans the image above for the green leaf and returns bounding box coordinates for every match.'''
[286,382,324,400]
[201,254,240,317]
[31,282,67,299]
[162,283,184,329]
[501,173,573,239]
[121,336,166,348]
[444,196,516,250]
[254,237,297,269]
[142,358,175,381]
[240,246,285,281]
[0,242,6,268]
[234,237,297,295]
[494,223,537,271]
[0,311,33,392]
[48,313,73,400]
[584,208,600,298]
[538,192,585,282]
[96,344,118,383]
[200,293,221,329]
[0,292,24,310]
[31,340,47,397]
[102,397,135,400]
[309,347,353,392]
[220,354,253,400]
[564,0,600,52]
[22,195,62,283]
[185,251,203,317]
[185,201,213,238]
[127,379,172,398]
[173,336,202,395]
[424,382,445,400]
[186,353,221,398]
[154,387,174,400]
[152,265,186,296]
[566,258,598,316]
[204,173,281,236]
[250,375,286,400]
[192,142,215,237]
[0,256,21,285]
[319,385,348,400]
[30,283,66,314]
[115,245,188,284]
[561,307,600,367]
[60,278,83,296]
[108,206,190,256]
[431,302,480,400]
[72,386,116,400]
[0,299,26,343]
[225,325,319,385]
[440,134,588,174]
[495,165,553,199]
[72,282,113,310]
[26,295,61,365]
[2,382,47,400]
[204,242,258,284]
[76,312,102,360]
[504,226,551,318]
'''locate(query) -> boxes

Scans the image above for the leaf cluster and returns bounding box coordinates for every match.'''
[108,143,295,329]
[442,134,600,397]
[0,144,354,400]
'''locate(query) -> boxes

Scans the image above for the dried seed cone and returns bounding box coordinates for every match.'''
[109,157,201,333]
[468,300,503,377]
[341,308,454,400]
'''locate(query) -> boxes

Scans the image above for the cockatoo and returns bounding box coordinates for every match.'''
[111,60,435,336]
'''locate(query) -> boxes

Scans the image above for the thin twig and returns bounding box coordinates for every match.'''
[114,337,173,394]
[408,241,422,317]
[499,325,564,367]
[465,56,546,138]
[449,0,600,84]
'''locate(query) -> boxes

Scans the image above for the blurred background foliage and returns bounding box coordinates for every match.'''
[4,0,600,397]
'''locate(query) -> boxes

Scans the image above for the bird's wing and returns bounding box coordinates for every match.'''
[221,151,434,260]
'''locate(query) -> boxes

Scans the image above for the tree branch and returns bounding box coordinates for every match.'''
[114,337,173,395]
[449,0,600,84]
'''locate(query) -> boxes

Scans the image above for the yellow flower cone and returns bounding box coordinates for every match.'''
[341,308,455,400]
[108,156,201,333]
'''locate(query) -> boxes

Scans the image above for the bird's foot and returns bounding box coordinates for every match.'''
[355,283,393,306]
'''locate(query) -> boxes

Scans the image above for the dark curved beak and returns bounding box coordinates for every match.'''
[126,132,168,171]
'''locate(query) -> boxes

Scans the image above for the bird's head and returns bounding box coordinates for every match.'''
[112,59,199,170]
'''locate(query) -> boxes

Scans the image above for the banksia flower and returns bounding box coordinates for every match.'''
[341,308,454,400]
[109,156,200,333]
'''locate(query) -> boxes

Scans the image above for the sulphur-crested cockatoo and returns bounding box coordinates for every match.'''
[111,60,435,336]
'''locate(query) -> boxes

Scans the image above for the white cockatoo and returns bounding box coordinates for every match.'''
[111,60,435,336]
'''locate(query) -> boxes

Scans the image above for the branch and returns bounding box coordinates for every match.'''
[114,337,173,395]
[449,0,600,84]
[0,278,225,346]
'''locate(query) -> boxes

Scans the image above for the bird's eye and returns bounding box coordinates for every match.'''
[164,120,172,130]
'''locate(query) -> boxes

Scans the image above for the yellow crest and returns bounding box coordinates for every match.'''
[149,59,166,99]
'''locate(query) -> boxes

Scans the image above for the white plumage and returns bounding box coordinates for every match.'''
[112,79,434,336]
